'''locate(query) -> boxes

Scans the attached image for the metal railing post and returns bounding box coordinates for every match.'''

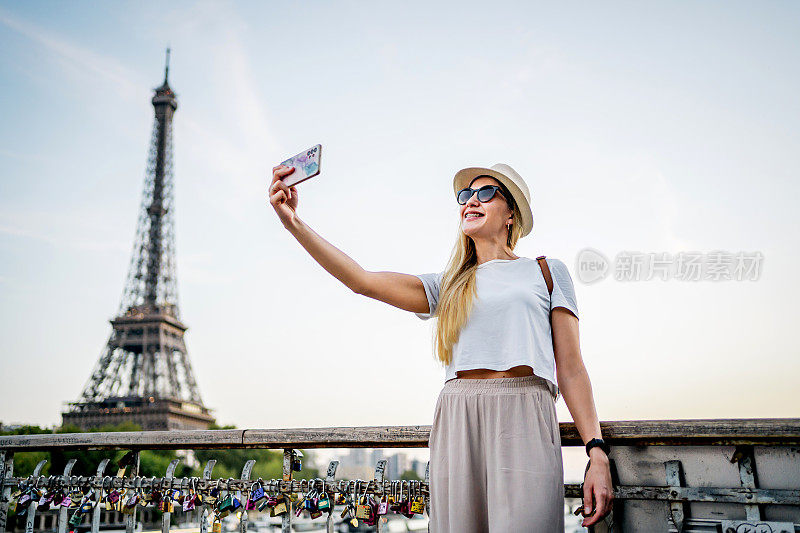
[0,452,14,533]
[56,459,77,533]
[373,460,387,532]
[425,461,430,513]
[161,458,180,533]
[238,460,255,533]
[91,459,110,533]
[118,451,139,533]
[282,449,294,533]
[425,460,431,533]
[24,460,47,533]
[324,460,338,533]
[199,460,216,533]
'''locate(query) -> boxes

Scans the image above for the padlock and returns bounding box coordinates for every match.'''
[410,497,425,514]
[378,494,389,515]
[309,509,322,519]
[68,509,83,527]
[257,497,273,512]
[182,497,195,512]
[211,521,222,533]
[124,492,139,508]
[304,496,317,511]
[355,502,371,520]
[250,484,266,502]
[217,494,233,513]
[270,500,287,516]
[317,493,330,511]
[364,495,378,526]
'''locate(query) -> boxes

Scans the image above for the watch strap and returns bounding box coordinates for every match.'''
[585,438,610,457]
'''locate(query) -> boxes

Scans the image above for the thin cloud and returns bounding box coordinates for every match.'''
[0,221,128,253]
[0,7,144,101]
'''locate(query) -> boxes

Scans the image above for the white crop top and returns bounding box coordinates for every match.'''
[414,256,579,401]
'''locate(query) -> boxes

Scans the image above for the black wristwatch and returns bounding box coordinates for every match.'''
[585,438,610,457]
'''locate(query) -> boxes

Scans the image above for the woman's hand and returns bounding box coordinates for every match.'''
[269,164,299,228]
[580,454,614,527]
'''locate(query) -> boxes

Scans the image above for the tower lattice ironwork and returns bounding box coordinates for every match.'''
[63,50,214,431]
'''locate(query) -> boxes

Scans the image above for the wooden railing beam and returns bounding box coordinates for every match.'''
[1,419,798,452]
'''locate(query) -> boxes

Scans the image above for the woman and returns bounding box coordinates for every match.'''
[268,162,613,532]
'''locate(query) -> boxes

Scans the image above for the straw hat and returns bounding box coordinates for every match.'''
[453,163,534,238]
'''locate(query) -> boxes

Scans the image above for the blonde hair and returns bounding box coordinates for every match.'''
[432,179,525,366]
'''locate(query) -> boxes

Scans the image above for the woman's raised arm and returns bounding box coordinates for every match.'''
[269,165,431,314]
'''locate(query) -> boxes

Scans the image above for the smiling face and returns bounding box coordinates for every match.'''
[459,175,514,241]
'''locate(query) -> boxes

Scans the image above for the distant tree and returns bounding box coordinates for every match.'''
[0,425,57,476]
[1,421,317,480]
[400,469,422,481]
[192,423,318,480]
[2,422,189,478]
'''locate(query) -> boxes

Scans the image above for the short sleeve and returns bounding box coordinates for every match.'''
[413,271,444,320]
[547,258,579,320]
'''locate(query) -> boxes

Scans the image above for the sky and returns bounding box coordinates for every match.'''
[1,1,799,480]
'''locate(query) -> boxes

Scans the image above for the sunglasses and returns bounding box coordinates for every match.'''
[456,185,507,205]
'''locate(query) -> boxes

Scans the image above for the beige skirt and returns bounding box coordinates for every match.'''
[429,374,565,532]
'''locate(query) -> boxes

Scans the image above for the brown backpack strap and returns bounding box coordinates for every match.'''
[536,255,553,296]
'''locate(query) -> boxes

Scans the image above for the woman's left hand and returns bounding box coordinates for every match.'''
[580,453,614,527]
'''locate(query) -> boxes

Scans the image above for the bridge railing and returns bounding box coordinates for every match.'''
[1,418,799,533]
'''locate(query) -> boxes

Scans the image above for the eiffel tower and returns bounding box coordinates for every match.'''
[62,51,214,431]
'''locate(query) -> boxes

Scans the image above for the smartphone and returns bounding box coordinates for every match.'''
[280,144,322,187]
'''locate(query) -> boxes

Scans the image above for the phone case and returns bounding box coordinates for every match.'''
[280,144,322,187]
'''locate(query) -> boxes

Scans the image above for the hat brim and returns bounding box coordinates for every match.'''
[453,167,533,237]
